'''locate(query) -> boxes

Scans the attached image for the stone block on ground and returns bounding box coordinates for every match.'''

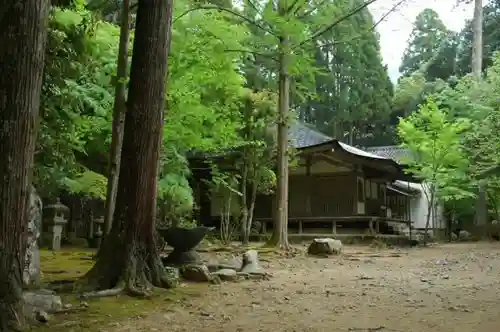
[162,249,202,267]
[35,310,50,323]
[206,256,242,272]
[164,266,181,287]
[240,250,261,273]
[307,238,343,256]
[181,264,220,284]
[459,230,471,241]
[221,256,243,270]
[212,268,238,281]
[23,291,63,313]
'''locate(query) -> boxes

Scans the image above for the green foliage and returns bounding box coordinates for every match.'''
[399,8,456,81]
[455,0,500,76]
[393,72,448,115]
[38,6,117,196]
[157,148,193,224]
[293,0,393,143]
[436,53,500,175]
[61,170,108,199]
[397,98,474,202]
[237,89,277,193]
[166,2,249,153]
[38,0,251,203]
[427,53,500,221]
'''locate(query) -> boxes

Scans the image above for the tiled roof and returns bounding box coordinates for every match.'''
[290,123,395,161]
[289,122,332,148]
[365,145,413,163]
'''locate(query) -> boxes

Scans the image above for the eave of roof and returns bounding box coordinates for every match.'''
[298,140,422,183]
[387,184,421,196]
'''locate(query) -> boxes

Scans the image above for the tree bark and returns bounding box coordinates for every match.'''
[240,161,250,245]
[423,189,435,245]
[247,180,258,240]
[268,21,291,249]
[103,0,131,236]
[472,0,487,236]
[83,0,174,295]
[471,0,483,79]
[0,0,50,329]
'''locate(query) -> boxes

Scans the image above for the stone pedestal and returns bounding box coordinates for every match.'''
[162,249,202,267]
[24,185,43,287]
[158,226,214,267]
[44,198,69,251]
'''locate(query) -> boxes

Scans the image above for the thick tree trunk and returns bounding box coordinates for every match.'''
[472,0,487,236]
[471,0,483,79]
[83,0,174,295]
[268,31,290,249]
[0,0,50,329]
[103,0,132,236]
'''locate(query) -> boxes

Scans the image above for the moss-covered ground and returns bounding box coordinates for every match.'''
[33,248,206,332]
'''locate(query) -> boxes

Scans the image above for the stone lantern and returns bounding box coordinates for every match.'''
[93,216,104,249]
[43,198,69,251]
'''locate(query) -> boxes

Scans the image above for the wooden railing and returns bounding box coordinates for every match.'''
[256,216,412,236]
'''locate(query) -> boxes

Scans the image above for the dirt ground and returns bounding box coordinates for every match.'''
[110,242,500,332]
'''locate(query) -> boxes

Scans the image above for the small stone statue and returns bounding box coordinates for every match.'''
[158,226,215,266]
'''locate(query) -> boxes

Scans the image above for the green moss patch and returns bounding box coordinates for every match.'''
[33,285,206,332]
[35,248,208,331]
[40,248,96,283]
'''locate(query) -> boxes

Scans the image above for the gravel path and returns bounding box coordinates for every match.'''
[113,242,500,332]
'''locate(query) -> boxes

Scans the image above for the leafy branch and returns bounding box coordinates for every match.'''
[295,0,328,20]
[304,0,406,51]
[293,0,380,49]
[173,5,278,37]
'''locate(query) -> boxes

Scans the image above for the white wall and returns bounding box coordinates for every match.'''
[407,182,446,230]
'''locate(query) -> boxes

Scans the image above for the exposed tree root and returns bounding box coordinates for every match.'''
[78,231,176,299]
[0,256,25,332]
[80,282,125,299]
[264,224,292,250]
[264,237,292,250]
[46,279,77,293]
[53,306,89,315]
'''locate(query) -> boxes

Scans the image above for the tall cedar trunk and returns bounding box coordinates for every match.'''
[84,0,174,294]
[268,29,290,249]
[240,98,251,245]
[472,0,487,235]
[0,0,50,329]
[240,161,250,245]
[103,0,131,236]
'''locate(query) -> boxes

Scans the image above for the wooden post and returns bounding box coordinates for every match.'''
[303,155,312,236]
[332,221,337,236]
[306,155,313,216]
